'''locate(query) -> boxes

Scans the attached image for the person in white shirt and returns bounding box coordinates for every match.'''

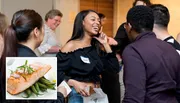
[36,9,63,57]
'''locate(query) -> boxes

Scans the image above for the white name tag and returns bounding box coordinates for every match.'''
[80,56,90,64]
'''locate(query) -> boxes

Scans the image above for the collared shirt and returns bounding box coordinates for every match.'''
[122,32,180,103]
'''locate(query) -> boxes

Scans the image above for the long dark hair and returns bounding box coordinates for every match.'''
[1,9,43,74]
[68,10,103,54]
[69,9,99,41]
[0,10,43,102]
[4,9,43,57]
[68,10,104,54]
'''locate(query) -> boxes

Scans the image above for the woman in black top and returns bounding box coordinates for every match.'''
[1,9,65,103]
[56,10,119,103]
[98,13,121,103]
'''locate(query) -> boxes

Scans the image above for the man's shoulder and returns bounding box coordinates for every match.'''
[164,36,180,50]
[122,38,159,57]
[122,43,136,56]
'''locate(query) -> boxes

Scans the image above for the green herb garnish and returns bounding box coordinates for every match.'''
[9,69,14,74]
[17,60,34,74]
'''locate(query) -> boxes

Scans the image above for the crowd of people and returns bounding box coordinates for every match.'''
[0,0,180,103]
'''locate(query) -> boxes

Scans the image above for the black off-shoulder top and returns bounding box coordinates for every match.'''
[56,46,119,85]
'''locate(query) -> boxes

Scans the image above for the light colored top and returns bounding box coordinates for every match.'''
[35,24,60,56]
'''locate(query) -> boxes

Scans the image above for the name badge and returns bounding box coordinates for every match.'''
[80,56,90,64]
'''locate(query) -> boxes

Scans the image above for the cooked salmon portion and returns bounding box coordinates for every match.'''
[7,63,51,95]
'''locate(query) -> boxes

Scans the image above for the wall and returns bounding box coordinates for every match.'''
[114,0,134,35]
[58,0,79,46]
[115,0,180,38]
[1,0,53,23]
[1,0,179,44]
[0,0,79,46]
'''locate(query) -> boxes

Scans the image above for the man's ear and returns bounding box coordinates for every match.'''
[33,27,40,38]
[128,23,132,29]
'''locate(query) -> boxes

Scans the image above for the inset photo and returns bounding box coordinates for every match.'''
[6,57,57,100]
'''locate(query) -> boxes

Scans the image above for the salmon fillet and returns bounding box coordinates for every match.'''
[7,63,51,95]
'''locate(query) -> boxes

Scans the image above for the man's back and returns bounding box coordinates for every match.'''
[122,32,180,103]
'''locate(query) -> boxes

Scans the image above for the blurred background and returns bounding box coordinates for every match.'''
[0,0,179,45]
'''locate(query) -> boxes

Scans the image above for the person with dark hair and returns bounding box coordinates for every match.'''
[98,13,117,45]
[122,6,180,103]
[150,4,180,54]
[98,13,106,33]
[114,23,130,56]
[113,1,153,102]
[98,13,120,103]
[0,9,66,103]
[0,9,44,103]
[36,9,63,57]
[56,10,119,103]
[98,13,106,24]
[133,0,152,6]
[4,9,44,57]
[114,0,152,56]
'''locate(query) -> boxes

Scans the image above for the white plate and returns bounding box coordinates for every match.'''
[6,57,57,100]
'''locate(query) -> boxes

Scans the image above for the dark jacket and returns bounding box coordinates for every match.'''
[122,32,180,103]
[17,44,37,57]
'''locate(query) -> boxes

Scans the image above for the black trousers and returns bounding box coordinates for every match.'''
[101,70,121,103]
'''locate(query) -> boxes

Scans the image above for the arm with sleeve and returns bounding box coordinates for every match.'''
[37,31,51,55]
[176,62,180,102]
[100,51,120,73]
[56,52,72,85]
[122,46,146,103]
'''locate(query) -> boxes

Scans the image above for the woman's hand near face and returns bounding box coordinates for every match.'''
[68,79,90,97]
[94,33,113,53]
[94,32,108,45]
